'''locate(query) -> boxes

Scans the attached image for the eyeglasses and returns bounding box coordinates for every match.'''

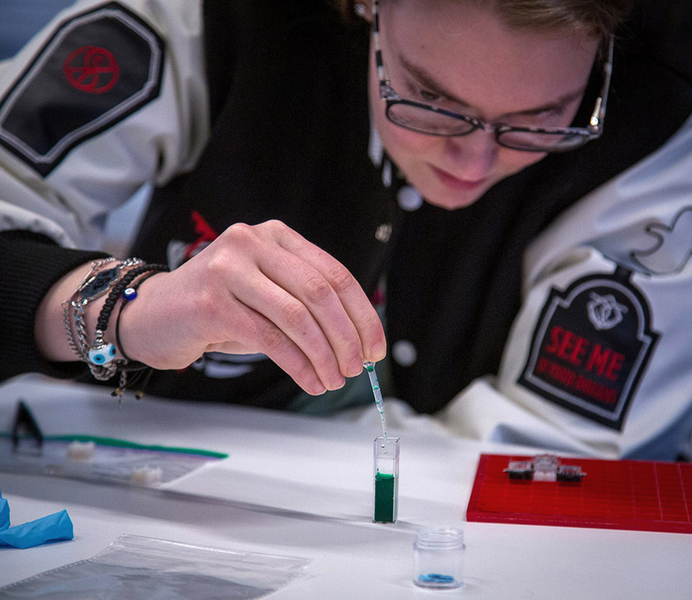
[370,0,613,153]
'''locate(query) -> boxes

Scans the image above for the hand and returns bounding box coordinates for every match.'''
[118,220,386,395]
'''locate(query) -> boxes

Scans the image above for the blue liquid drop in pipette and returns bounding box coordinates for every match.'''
[364,361,387,440]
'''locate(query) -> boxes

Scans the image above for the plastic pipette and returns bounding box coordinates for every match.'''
[364,361,387,439]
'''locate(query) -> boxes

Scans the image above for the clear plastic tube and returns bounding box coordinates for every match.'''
[364,362,387,439]
[373,436,399,523]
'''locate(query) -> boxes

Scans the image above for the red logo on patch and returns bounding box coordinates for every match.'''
[63,46,119,94]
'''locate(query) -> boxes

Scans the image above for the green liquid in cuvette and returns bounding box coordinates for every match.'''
[374,471,397,523]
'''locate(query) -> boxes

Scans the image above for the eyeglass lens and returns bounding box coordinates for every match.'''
[388,102,590,151]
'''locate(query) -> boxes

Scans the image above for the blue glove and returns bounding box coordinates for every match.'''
[0,488,73,549]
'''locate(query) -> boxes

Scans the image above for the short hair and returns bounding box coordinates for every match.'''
[337,0,634,45]
[478,0,634,45]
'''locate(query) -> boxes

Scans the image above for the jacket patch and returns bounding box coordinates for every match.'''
[0,2,163,176]
[631,206,692,275]
[518,268,660,430]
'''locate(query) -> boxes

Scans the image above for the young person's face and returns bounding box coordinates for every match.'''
[368,0,600,210]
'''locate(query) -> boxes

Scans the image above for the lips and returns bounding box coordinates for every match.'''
[430,165,487,191]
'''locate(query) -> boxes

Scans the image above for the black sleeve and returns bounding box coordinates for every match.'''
[0,230,110,382]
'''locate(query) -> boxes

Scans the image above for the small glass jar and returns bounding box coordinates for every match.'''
[413,527,465,589]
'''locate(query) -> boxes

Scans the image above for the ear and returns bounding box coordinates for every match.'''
[354,0,373,21]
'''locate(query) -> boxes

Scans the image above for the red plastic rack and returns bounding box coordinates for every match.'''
[466,454,692,534]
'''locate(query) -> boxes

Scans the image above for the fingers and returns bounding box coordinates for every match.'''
[123,220,387,397]
[229,222,386,385]
[207,301,331,396]
[269,223,387,363]
[230,271,348,392]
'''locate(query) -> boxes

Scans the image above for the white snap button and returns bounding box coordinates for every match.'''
[397,186,423,211]
[375,223,392,242]
[392,340,417,367]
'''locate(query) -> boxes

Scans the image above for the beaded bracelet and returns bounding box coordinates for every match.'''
[114,270,162,364]
[111,270,165,400]
[63,258,144,380]
[88,263,168,372]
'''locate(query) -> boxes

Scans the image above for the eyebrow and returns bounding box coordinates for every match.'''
[399,53,587,118]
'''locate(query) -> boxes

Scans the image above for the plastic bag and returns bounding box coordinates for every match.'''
[0,534,310,599]
[0,436,223,488]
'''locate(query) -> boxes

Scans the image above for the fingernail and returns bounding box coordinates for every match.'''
[328,377,346,390]
[371,340,386,361]
[346,359,363,378]
[311,383,327,396]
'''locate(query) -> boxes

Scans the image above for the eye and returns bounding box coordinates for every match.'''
[403,79,443,103]
[538,106,566,118]
[420,89,441,102]
[504,105,569,128]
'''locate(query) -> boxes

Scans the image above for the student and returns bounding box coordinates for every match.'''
[1,0,690,458]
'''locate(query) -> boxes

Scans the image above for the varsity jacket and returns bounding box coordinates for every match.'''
[0,0,690,459]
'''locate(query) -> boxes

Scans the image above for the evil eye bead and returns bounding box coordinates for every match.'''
[123,287,137,301]
[88,343,117,365]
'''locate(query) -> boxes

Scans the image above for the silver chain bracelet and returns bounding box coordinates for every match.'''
[61,257,143,381]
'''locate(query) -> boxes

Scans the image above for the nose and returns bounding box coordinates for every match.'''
[443,128,498,181]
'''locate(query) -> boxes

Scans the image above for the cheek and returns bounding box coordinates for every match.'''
[375,109,440,159]
[369,85,437,159]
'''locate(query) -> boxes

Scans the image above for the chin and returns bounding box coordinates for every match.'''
[426,198,477,211]
[422,186,489,211]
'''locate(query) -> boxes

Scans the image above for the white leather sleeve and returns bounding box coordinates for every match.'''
[441,115,692,460]
[0,0,209,249]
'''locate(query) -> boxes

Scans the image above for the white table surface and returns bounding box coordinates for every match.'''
[1,374,690,599]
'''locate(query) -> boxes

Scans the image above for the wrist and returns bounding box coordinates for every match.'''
[111,270,164,365]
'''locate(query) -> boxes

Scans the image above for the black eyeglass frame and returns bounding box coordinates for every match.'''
[370,0,613,153]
